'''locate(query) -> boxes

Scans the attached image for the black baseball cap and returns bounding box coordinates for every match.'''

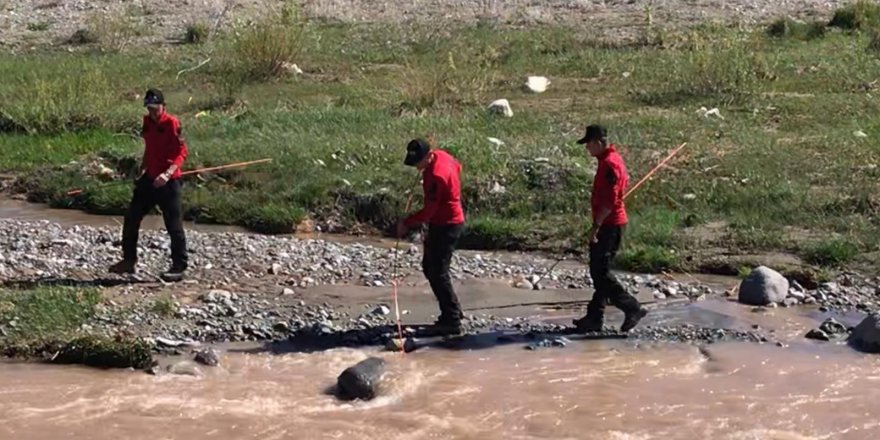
[404,138,431,166]
[144,88,165,107]
[576,124,607,144]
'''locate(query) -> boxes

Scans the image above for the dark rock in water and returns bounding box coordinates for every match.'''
[194,348,220,367]
[336,357,386,401]
[738,266,789,306]
[818,317,848,336]
[805,329,831,341]
[804,317,850,342]
[849,313,880,353]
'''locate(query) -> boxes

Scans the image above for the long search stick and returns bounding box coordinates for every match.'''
[66,158,273,196]
[531,142,688,287]
[624,142,688,200]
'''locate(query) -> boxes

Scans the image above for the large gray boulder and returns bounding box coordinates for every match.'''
[849,313,880,353]
[738,266,789,306]
[336,357,386,401]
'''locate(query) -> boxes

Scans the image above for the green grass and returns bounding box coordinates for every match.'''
[0,287,154,369]
[0,287,100,340]
[150,295,177,318]
[803,238,861,267]
[766,18,827,40]
[27,21,50,32]
[2,3,880,272]
[829,0,880,30]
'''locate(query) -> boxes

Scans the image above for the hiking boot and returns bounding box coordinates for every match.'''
[161,264,187,282]
[109,259,136,274]
[572,315,604,333]
[431,318,463,336]
[621,308,648,333]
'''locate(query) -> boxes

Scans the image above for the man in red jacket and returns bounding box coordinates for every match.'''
[397,138,466,335]
[573,124,647,333]
[109,89,189,281]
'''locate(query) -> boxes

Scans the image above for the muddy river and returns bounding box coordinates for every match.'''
[1,340,878,440]
[2,199,879,439]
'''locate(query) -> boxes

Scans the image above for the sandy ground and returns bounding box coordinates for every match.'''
[0,0,845,48]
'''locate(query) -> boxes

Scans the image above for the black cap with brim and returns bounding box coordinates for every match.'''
[144,88,165,107]
[404,139,431,166]
[576,124,607,144]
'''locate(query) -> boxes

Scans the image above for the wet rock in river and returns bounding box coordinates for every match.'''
[849,313,880,353]
[336,357,386,401]
[805,329,831,341]
[193,348,220,367]
[818,317,848,336]
[738,266,789,306]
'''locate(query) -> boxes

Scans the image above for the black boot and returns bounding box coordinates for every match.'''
[161,263,187,282]
[572,315,604,333]
[621,308,648,333]
[431,316,463,336]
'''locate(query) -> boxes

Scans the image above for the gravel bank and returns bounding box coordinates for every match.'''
[1,218,875,353]
[0,0,844,49]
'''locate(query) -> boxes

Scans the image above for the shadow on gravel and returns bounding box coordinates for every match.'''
[227,301,772,356]
[1,276,158,289]
[228,324,631,356]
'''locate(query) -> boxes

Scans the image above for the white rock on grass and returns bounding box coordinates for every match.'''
[524,76,550,93]
[488,99,513,118]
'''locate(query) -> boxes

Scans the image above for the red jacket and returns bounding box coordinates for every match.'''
[592,145,628,226]
[142,111,188,179]
[404,150,465,227]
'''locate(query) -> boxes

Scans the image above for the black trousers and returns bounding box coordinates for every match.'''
[121,176,188,267]
[586,225,640,321]
[422,224,464,322]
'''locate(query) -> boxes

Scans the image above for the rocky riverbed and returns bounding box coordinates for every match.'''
[1,218,878,362]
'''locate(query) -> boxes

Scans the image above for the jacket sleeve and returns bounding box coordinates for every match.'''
[404,176,441,227]
[170,118,188,169]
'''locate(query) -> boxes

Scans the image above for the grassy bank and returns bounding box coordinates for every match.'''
[2,2,880,273]
[0,287,153,369]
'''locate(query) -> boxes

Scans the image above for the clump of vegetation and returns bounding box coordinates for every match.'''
[803,239,860,267]
[399,36,501,111]
[0,287,154,369]
[3,335,154,370]
[51,335,153,370]
[218,1,305,82]
[828,0,880,30]
[0,61,140,134]
[27,21,50,32]
[766,17,826,40]
[150,295,177,318]
[459,216,531,250]
[184,22,210,44]
[84,12,149,51]
[67,28,99,45]
[616,245,679,273]
[241,203,307,234]
[634,29,773,105]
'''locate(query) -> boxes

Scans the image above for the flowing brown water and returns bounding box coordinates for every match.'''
[2,339,879,440]
[3,198,880,439]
